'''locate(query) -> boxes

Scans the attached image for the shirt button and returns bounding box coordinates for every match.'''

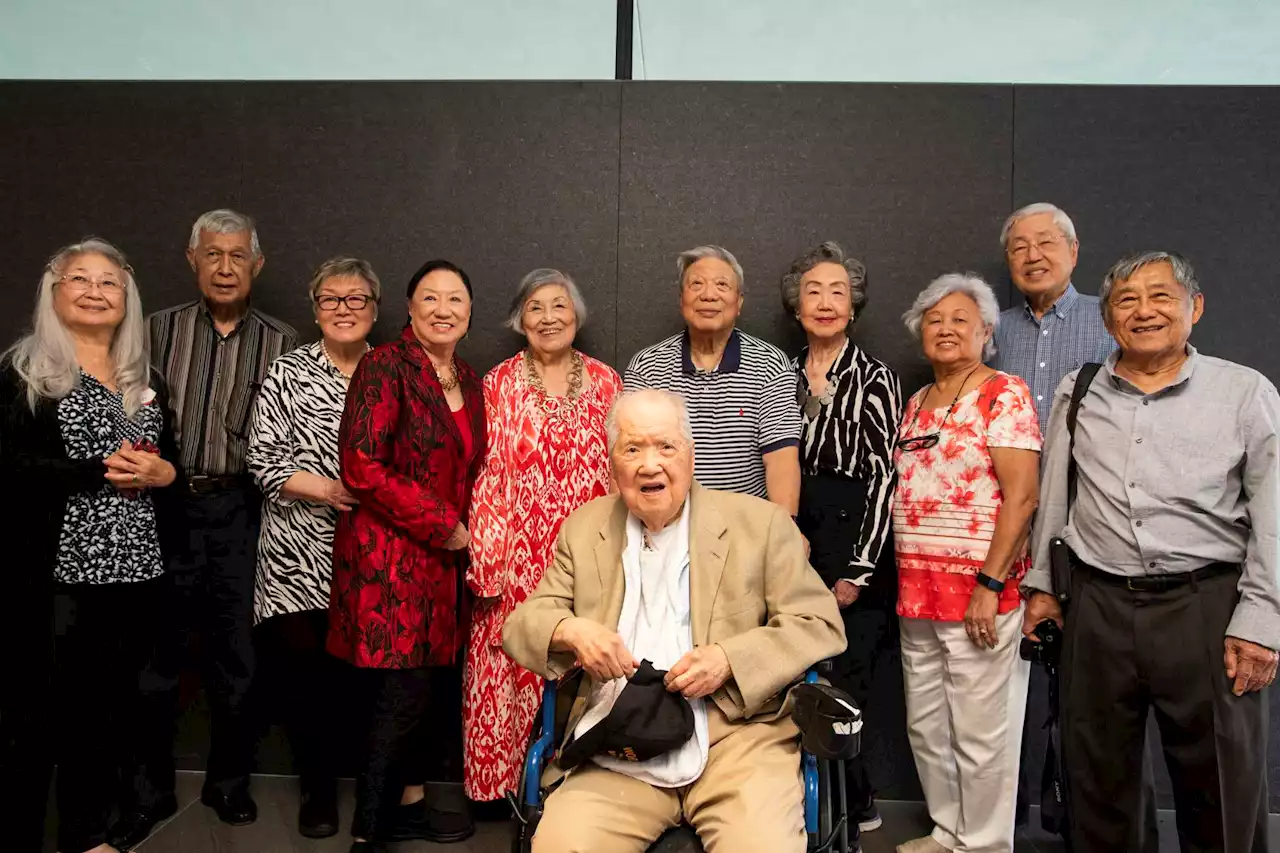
[1136,520,1143,527]
[1136,437,1143,443]
[1143,399,1149,406]
[1042,330,1049,336]
[1129,481,1136,488]
[1149,562,1157,569]
[1036,395,1043,402]
[1039,362,1046,368]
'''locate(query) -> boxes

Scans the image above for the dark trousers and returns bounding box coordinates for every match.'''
[353,667,434,839]
[162,486,261,796]
[830,601,890,827]
[1062,561,1270,853]
[53,576,174,852]
[254,609,348,794]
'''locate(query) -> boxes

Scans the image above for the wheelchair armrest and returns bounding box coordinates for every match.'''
[523,680,560,808]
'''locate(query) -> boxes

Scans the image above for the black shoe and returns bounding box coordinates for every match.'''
[298,788,340,839]
[107,796,179,850]
[201,787,258,826]
[854,800,882,833]
[383,799,475,843]
[470,797,513,822]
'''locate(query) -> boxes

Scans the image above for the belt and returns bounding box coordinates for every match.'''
[187,474,247,494]
[1079,559,1238,592]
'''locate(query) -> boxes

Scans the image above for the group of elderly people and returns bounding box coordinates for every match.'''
[0,200,1273,853]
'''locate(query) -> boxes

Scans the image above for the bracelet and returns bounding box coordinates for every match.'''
[974,572,1005,593]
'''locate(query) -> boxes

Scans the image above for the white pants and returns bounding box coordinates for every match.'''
[900,607,1030,853]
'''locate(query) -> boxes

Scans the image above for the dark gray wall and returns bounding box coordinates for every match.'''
[2,81,1277,808]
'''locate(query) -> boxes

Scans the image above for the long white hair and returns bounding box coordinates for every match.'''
[6,237,150,416]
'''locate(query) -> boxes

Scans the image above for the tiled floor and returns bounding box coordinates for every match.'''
[42,771,1264,852]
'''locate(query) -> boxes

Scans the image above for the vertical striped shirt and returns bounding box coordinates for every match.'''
[624,329,802,498]
[793,339,903,570]
[990,283,1116,436]
[149,300,298,476]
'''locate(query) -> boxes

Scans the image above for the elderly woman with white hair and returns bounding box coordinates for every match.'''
[463,267,621,813]
[0,238,184,853]
[892,274,1041,853]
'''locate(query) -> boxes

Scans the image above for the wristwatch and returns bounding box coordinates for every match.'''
[974,572,1006,593]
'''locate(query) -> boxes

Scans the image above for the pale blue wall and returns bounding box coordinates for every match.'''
[3,0,1279,83]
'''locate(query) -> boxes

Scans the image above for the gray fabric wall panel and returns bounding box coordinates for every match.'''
[616,83,1015,399]
[1013,84,1280,813]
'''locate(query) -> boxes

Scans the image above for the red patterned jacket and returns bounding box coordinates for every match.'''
[327,325,486,668]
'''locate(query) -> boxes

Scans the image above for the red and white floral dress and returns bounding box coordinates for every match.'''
[892,372,1042,622]
[462,351,621,801]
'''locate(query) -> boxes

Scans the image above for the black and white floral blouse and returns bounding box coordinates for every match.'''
[55,374,165,584]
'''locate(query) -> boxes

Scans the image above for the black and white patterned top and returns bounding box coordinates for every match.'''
[56,374,165,584]
[248,342,352,624]
[793,338,903,570]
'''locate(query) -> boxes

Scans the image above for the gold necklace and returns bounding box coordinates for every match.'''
[525,349,584,415]
[433,356,460,391]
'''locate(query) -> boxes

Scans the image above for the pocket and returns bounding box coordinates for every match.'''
[225,380,263,444]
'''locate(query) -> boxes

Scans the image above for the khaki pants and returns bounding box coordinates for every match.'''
[533,704,805,853]
[900,607,1030,853]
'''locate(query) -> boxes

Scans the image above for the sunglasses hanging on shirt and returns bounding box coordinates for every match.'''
[896,365,981,452]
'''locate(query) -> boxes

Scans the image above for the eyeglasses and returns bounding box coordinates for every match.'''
[316,294,373,312]
[58,273,124,293]
[896,365,982,453]
[1006,235,1067,259]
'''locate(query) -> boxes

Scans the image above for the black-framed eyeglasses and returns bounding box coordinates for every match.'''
[896,365,981,453]
[896,433,941,452]
[316,294,373,311]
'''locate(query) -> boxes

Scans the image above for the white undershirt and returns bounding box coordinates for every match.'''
[572,500,709,787]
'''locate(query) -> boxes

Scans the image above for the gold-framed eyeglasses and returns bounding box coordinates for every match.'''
[58,273,125,293]
[316,294,373,311]
[1006,236,1067,259]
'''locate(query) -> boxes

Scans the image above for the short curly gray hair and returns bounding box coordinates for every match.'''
[505,268,588,335]
[779,241,868,322]
[902,273,1001,361]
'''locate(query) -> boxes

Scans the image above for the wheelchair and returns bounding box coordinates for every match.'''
[510,669,855,853]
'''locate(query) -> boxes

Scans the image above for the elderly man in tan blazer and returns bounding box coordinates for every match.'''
[503,388,846,853]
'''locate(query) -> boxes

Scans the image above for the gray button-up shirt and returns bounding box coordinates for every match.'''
[1025,346,1280,649]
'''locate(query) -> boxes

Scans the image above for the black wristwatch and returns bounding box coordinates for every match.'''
[975,572,1005,593]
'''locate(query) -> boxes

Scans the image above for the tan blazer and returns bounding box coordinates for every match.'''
[503,483,847,756]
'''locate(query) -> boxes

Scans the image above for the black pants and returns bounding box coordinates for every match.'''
[353,667,434,839]
[160,486,261,796]
[53,576,174,852]
[830,601,889,839]
[1062,561,1270,853]
[254,609,349,793]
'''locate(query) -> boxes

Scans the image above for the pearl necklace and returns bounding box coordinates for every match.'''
[321,340,369,380]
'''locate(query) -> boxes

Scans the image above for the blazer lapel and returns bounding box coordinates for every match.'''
[594,498,629,632]
[689,483,728,647]
[398,329,464,451]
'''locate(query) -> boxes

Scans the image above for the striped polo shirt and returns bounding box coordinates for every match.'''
[624,329,802,498]
[149,300,298,476]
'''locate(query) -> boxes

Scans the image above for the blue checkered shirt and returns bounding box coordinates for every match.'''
[990,283,1116,436]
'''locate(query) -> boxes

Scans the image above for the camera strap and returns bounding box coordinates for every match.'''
[1066,362,1103,509]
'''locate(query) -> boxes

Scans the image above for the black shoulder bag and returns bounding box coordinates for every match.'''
[1040,361,1101,845]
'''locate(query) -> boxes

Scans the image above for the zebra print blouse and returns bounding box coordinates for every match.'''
[248,342,351,624]
[793,338,903,571]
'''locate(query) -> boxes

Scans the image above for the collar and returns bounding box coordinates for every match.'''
[1022,282,1080,322]
[198,300,251,339]
[1104,344,1199,395]
[798,337,855,388]
[681,329,742,374]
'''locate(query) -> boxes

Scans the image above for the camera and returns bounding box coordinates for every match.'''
[1019,619,1063,667]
